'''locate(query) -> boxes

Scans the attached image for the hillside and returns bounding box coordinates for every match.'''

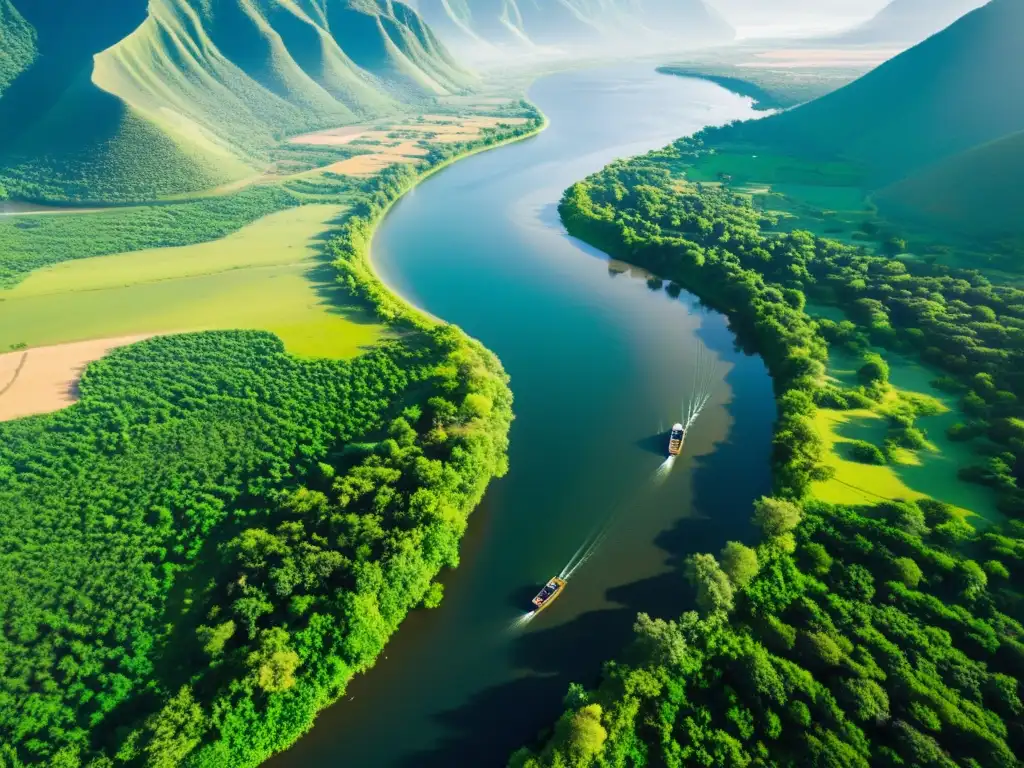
[720,0,1024,184]
[0,0,473,202]
[877,129,1024,237]
[416,0,734,57]
[836,0,989,44]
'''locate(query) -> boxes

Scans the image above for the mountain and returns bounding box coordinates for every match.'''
[415,0,735,58]
[877,130,1024,237]
[0,0,472,202]
[835,0,989,45]
[721,0,1024,184]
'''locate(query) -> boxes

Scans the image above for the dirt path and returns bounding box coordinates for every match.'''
[0,334,158,422]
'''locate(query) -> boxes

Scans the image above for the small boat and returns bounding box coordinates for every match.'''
[668,423,684,456]
[531,577,567,612]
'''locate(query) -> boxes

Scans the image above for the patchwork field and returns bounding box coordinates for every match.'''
[289,114,529,177]
[0,205,383,359]
[811,348,1002,524]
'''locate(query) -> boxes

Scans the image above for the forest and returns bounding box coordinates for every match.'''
[511,131,1024,766]
[0,324,512,768]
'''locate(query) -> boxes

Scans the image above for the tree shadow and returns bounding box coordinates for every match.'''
[303,262,387,333]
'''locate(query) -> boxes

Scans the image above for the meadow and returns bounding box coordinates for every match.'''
[811,348,1002,523]
[0,205,383,359]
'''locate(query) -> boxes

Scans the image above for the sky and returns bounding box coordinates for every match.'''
[709,0,891,37]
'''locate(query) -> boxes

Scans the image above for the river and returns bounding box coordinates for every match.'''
[269,66,775,767]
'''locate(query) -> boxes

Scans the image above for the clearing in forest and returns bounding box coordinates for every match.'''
[0,205,383,359]
[811,348,1002,524]
[0,335,156,421]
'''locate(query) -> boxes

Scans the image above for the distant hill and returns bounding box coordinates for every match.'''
[877,130,1024,237]
[721,0,1024,184]
[0,0,472,202]
[416,0,734,57]
[835,0,989,45]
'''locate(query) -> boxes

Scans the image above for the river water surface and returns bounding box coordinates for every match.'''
[270,66,775,767]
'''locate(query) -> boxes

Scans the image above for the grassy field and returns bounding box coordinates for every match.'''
[0,205,383,359]
[811,348,1002,524]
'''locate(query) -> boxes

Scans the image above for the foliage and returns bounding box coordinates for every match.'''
[0,325,512,767]
[517,499,1024,767]
[0,0,34,96]
[849,439,887,465]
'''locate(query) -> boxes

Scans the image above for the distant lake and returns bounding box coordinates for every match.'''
[269,65,775,768]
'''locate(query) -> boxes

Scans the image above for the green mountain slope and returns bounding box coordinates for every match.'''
[416,0,734,56]
[0,0,472,202]
[836,0,988,44]
[877,129,1024,237]
[722,0,1023,184]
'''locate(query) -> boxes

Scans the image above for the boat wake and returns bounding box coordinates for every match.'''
[653,455,676,485]
[680,341,719,444]
[510,612,536,631]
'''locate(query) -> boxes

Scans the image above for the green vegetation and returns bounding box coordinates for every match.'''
[656,66,856,110]
[513,496,1024,768]
[0,0,473,202]
[0,0,33,96]
[513,104,1024,764]
[0,327,512,768]
[0,205,383,358]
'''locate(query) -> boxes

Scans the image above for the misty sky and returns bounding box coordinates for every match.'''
[710,0,891,35]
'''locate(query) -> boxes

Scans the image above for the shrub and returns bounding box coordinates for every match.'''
[848,440,886,465]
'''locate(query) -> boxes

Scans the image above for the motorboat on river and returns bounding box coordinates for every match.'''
[531,577,566,612]
[668,423,684,456]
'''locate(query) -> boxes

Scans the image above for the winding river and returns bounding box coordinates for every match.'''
[271,66,775,767]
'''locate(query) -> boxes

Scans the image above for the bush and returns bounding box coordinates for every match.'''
[848,440,886,465]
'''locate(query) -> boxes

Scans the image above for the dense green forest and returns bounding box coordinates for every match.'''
[0,107,550,767]
[511,128,1024,765]
[0,325,512,767]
